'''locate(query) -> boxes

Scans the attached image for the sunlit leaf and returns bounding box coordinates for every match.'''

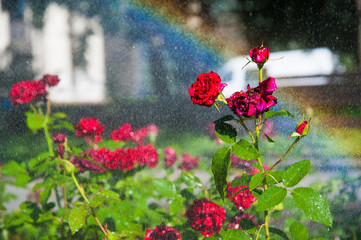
[212,147,231,200]
[153,179,177,199]
[231,174,251,187]
[291,187,332,227]
[264,109,295,119]
[265,171,283,185]
[249,172,264,190]
[283,160,311,187]
[232,139,261,160]
[98,140,125,150]
[290,221,309,240]
[68,206,89,234]
[257,186,287,211]
[181,171,203,188]
[25,111,45,131]
[221,229,252,240]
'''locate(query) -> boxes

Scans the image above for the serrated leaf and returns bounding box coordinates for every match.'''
[290,221,309,240]
[25,111,45,131]
[221,229,252,240]
[68,206,89,234]
[231,174,252,187]
[257,186,287,211]
[291,187,332,227]
[249,172,264,190]
[232,139,261,160]
[215,122,237,144]
[269,227,289,240]
[98,140,125,150]
[212,148,231,200]
[153,179,177,199]
[283,160,311,187]
[265,171,283,185]
[181,171,203,188]
[264,109,295,119]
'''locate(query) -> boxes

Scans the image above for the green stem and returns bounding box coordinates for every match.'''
[71,172,89,203]
[270,137,300,170]
[259,67,263,83]
[43,99,54,156]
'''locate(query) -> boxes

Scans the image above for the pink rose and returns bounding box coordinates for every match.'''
[249,46,270,67]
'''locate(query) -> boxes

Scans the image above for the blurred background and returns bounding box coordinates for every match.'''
[0,0,360,238]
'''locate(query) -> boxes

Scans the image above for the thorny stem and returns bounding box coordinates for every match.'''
[270,137,300,170]
[70,172,107,236]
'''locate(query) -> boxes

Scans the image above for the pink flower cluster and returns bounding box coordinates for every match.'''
[144,223,181,240]
[179,153,199,171]
[72,145,158,173]
[75,118,105,144]
[9,74,60,105]
[186,198,226,237]
[110,123,158,145]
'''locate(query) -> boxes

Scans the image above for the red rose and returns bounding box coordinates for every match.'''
[41,74,60,87]
[227,180,256,211]
[53,133,66,144]
[227,77,277,117]
[135,144,159,168]
[163,147,177,167]
[144,223,181,240]
[249,46,270,67]
[188,71,227,107]
[296,121,308,135]
[186,198,226,237]
[9,80,47,105]
[179,153,199,171]
[75,118,105,140]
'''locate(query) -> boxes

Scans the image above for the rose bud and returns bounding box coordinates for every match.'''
[41,74,60,87]
[249,46,270,68]
[53,133,66,144]
[296,121,308,135]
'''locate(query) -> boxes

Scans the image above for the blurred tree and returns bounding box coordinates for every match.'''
[233,0,358,66]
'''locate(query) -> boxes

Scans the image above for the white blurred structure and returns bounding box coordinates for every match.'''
[0,3,11,70]
[218,48,344,97]
[26,3,106,104]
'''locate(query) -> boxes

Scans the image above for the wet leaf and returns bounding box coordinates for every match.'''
[283,160,311,187]
[68,206,89,234]
[231,174,251,187]
[232,139,261,160]
[264,109,295,119]
[221,229,252,240]
[215,122,237,144]
[257,186,287,211]
[153,179,177,199]
[265,170,283,185]
[291,187,332,227]
[289,221,309,240]
[181,171,203,188]
[212,147,231,200]
[249,172,264,190]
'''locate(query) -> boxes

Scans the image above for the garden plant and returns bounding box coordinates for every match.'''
[0,46,333,239]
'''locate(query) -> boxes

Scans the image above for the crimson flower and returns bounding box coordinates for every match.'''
[135,144,159,168]
[188,71,227,107]
[75,118,105,142]
[9,80,47,105]
[249,46,270,68]
[227,77,277,117]
[227,180,256,211]
[179,153,199,171]
[163,147,177,167]
[41,74,60,87]
[186,198,226,237]
[53,133,66,144]
[144,223,181,240]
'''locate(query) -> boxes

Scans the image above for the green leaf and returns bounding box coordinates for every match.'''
[153,179,177,199]
[252,189,263,198]
[291,187,333,227]
[181,171,203,188]
[232,139,261,160]
[221,229,252,240]
[0,202,6,211]
[214,115,235,124]
[98,140,125,151]
[26,111,45,131]
[51,120,75,131]
[68,206,89,234]
[265,171,283,185]
[231,174,252,187]
[15,173,31,187]
[263,132,275,143]
[212,147,231,200]
[283,160,311,187]
[169,197,185,216]
[215,122,237,144]
[239,218,256,232]
[269,227,289,240]
[98,189,120,200]
[257,186,287,211]
[1,160,27,176]
[249,172,264,190]
[312,238,328,240]
[289,221,309,240]
[264,109,295,119]
[53,112,68,119]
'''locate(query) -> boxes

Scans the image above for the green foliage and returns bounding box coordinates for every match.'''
[212,147,231,200]
[232,139,261,160]
[282,160,311,187]
[69,206,89,234]
[289,221,309,240]
[257,186,287,211]
[221,229,252,239]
